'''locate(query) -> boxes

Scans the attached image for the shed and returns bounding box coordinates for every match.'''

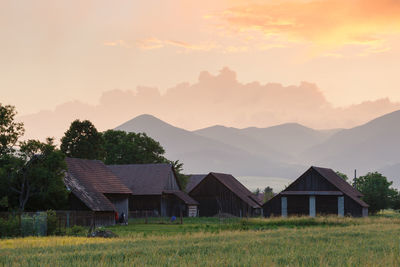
[65,158,132,226]
[108,164,198,217]
[188,172,262,217]
[263,166,369,217]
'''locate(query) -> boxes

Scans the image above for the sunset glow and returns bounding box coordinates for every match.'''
[1,0,400,140]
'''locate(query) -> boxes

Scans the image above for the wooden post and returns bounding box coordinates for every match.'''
[145,210,148,224]
[180,208,183,225]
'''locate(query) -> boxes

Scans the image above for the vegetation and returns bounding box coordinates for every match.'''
[353,172,399,213]
[102,130,166,165]
[0,104,68,211]
[0,104,25,156]
[1,215,400,266]
[336,171,349,181]
[60,119,104,160]
[253,186,275,203]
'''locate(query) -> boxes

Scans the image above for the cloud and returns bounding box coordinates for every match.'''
[103,40,130,48]
[19,67,400,141]
[215,0,400,52]
[136,38,217,51]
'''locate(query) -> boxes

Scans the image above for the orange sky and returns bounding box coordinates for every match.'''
[1,0,400,139]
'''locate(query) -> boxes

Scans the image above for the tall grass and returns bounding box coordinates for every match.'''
[1,216,399,266]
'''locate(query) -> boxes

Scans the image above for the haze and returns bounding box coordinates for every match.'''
[1,0,400,141]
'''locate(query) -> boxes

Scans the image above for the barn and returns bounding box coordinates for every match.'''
[64,158,133,226]
[187,172,262,217]
[108,164,198,217]
[263,166,369,217]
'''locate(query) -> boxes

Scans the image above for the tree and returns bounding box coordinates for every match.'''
[353,172,394,214]
[0,104,24,156]
[336,171,349,181]
[263,186,274,202]
[102,130,165,164]
[388,188,400,211]
[6,138,68,211]
[60,120,103,160]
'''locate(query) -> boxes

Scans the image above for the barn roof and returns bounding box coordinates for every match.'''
[311,166,368,208]
[65,158,132,212]
[107,163,180,195]
[186,174,207,192]
[191,172,262,208]
[163,190,199,205]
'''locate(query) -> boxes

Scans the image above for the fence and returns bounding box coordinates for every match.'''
[0,212,47,237]
[0,210,116,237]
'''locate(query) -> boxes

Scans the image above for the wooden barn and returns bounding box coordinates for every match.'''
[187,172,262,217]
[263,166,369,217]
[108,164,198,217]
[64,158,133,226]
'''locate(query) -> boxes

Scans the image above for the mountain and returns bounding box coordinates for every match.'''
[194,123,340,161]
[304,110,400,183]
[115,115,303,178]
[116,110,400,189]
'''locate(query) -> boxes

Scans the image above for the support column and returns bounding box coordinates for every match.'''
[309,196,316,217]
[338,196,344,217]
[281,197,287,217]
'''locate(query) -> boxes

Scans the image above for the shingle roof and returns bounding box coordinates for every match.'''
[66,158,132,194]
[312,166,369,208]
[163,190,199,205]
[186,174,207,192]
[107,163,179,195]
[65,158,132,212]
[191,172,262,208]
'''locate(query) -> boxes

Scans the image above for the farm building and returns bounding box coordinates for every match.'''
[108,164,198,217]
[187,172,262,217]
[65,158,133,226]
[263,166,369,217]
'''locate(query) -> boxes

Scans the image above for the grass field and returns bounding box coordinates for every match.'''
[1,215,400,266]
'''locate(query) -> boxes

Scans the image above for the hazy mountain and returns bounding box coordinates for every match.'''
[195,123,340,160]
[304,110,400,183]
[115,114,303,178]
[116,111,400,189]
[193,125,294,163]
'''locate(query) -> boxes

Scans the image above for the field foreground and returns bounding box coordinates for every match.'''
[1,216,400,266]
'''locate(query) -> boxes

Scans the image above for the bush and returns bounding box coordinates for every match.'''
[66,225,87,236]
[0,216,20,237]
[47,210,57,235]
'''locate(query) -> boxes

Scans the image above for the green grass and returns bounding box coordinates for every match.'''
[1,214,400,266]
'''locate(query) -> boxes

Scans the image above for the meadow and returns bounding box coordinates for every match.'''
[1,214,400,266]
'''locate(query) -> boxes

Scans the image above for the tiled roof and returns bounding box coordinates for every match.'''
[107,163,178,195]
[65,158,132,212]
[186,174,207,192]
[163,190,199,205]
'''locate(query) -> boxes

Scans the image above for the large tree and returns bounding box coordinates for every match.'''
[60,120,103,160]
[6,138,68,211]
[102,130,165,164]
[0,104,24,156]
[0,104,69,211]
[353,172,395,214]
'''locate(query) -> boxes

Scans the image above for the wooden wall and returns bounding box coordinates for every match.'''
[189,176,253,217]
[263,168,366,217]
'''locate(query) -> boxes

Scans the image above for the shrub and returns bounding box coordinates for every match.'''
[0,216,20,237]
[66,225,87,236]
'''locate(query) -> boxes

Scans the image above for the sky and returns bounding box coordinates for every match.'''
[2,0,400,140]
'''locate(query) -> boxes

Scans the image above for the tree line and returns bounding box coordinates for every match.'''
[0,103,187,212]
